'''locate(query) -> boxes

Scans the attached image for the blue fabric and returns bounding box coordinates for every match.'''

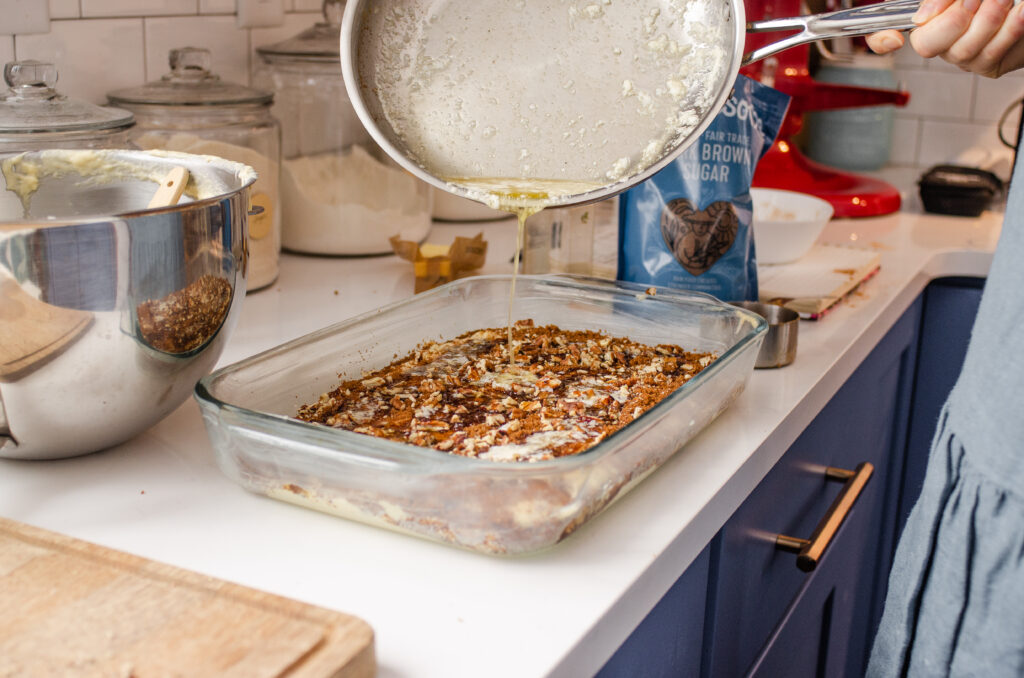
[867,158,1024,677]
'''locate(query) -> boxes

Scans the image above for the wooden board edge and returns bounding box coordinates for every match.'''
[1,517,376,677]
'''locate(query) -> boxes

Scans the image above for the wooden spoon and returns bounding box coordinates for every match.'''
[148,166,190,209]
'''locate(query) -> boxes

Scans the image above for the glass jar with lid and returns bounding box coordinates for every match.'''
[254,0,432,256]
[0,60,135,152]
[107,47,281,292]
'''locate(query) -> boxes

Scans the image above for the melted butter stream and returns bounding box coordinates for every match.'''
[445,177,603,368]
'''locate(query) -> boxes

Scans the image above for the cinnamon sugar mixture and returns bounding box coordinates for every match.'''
[296,320,716,462]
[136,274,232,354]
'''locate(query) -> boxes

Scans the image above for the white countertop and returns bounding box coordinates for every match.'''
[0,204,1004,678]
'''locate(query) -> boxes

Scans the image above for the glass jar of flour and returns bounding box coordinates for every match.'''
[254,0,432,255]
[108,48,281,292]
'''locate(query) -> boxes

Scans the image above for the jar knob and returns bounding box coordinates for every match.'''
[168,47,213,77]
[3,60,59,99]
[322,0,344,26]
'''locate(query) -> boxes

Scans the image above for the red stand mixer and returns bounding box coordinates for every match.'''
[743,0,910,217]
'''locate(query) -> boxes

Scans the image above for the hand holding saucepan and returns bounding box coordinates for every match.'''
[867,0,1024,77]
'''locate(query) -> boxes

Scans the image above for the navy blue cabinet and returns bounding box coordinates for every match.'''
[596,547,711,678]
[599,279,982,678]
[703,296,921,678]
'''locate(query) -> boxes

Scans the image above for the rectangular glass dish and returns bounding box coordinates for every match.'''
[195,275,766,555]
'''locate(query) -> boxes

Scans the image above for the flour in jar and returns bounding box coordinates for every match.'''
[280,145,432,255]
[135,132,280,291]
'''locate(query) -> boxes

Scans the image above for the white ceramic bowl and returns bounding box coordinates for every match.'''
[751,188,834,265]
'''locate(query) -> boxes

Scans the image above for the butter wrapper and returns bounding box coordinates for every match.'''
[390,232,488,293]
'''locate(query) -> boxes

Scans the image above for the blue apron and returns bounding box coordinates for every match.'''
[867,160,1024,676]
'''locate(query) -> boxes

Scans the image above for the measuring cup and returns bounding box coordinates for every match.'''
[341,0,919,209]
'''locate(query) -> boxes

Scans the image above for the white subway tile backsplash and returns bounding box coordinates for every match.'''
[145,15,249,86]
[923,56,969,74]
[14,18,144,104]
[81,0,197,18]
[897,69,974,121]
[236,0,285,28]
[973,74,1024,124]
[1,36,14,66]
[891,43,927,71]
[918,119,1006,168]
[889,116,920,166]
[200,0,235,13]
[1,0,50,36]
[250,11,319,52]
[49,0,81,19]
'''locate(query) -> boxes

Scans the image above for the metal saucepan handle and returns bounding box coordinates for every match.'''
[775,462,874,572]
[744,0,920,65]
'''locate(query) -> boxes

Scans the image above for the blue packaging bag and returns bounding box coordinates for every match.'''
[618,75,790,301]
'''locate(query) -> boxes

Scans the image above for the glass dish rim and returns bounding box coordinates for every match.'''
[195,274,767,473]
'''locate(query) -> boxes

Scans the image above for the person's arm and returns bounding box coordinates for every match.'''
[866,0,1024,77]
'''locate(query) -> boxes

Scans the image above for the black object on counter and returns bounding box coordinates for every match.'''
[918,165,1003,217]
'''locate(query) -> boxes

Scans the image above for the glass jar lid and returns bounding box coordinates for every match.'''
[0,60,135,134]
[107,47,273,107]
[256,0,343,61]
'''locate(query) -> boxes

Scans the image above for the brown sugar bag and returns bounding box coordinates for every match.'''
[618,75,789,301]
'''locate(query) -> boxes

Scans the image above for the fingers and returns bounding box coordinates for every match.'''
[913,0,958,24]
[939,0,1015,64]
[866,0,1024,76]
[969,2,1024,75]
[866,29,906,53]
[909,0,983,58]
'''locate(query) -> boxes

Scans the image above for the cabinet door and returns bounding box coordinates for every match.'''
[746,529,853,678]
[703,298,921,678]
[597,546,711,678]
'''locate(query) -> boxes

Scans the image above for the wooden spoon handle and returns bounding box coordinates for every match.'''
[148,166,190,208]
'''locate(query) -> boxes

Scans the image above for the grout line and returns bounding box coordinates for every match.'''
[246,27,253,87]
[968,74,978,122]
[912,118,923,167]
[141,16,149,81]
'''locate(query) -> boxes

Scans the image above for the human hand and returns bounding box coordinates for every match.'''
[866,0,1024,77]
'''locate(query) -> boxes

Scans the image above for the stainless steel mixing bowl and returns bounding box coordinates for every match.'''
[0,149,255,459]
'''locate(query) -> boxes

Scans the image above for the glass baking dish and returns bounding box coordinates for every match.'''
[195,275,766,555]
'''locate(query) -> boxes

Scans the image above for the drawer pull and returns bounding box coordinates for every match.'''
[775,462,874,572]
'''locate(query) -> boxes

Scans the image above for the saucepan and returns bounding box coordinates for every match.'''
[341,0,918,209]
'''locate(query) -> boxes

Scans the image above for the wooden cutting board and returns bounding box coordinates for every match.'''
[758,244,882,319]
[0,517,375,677]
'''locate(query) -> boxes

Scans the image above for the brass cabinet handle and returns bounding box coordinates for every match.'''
[775,462,874,572]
